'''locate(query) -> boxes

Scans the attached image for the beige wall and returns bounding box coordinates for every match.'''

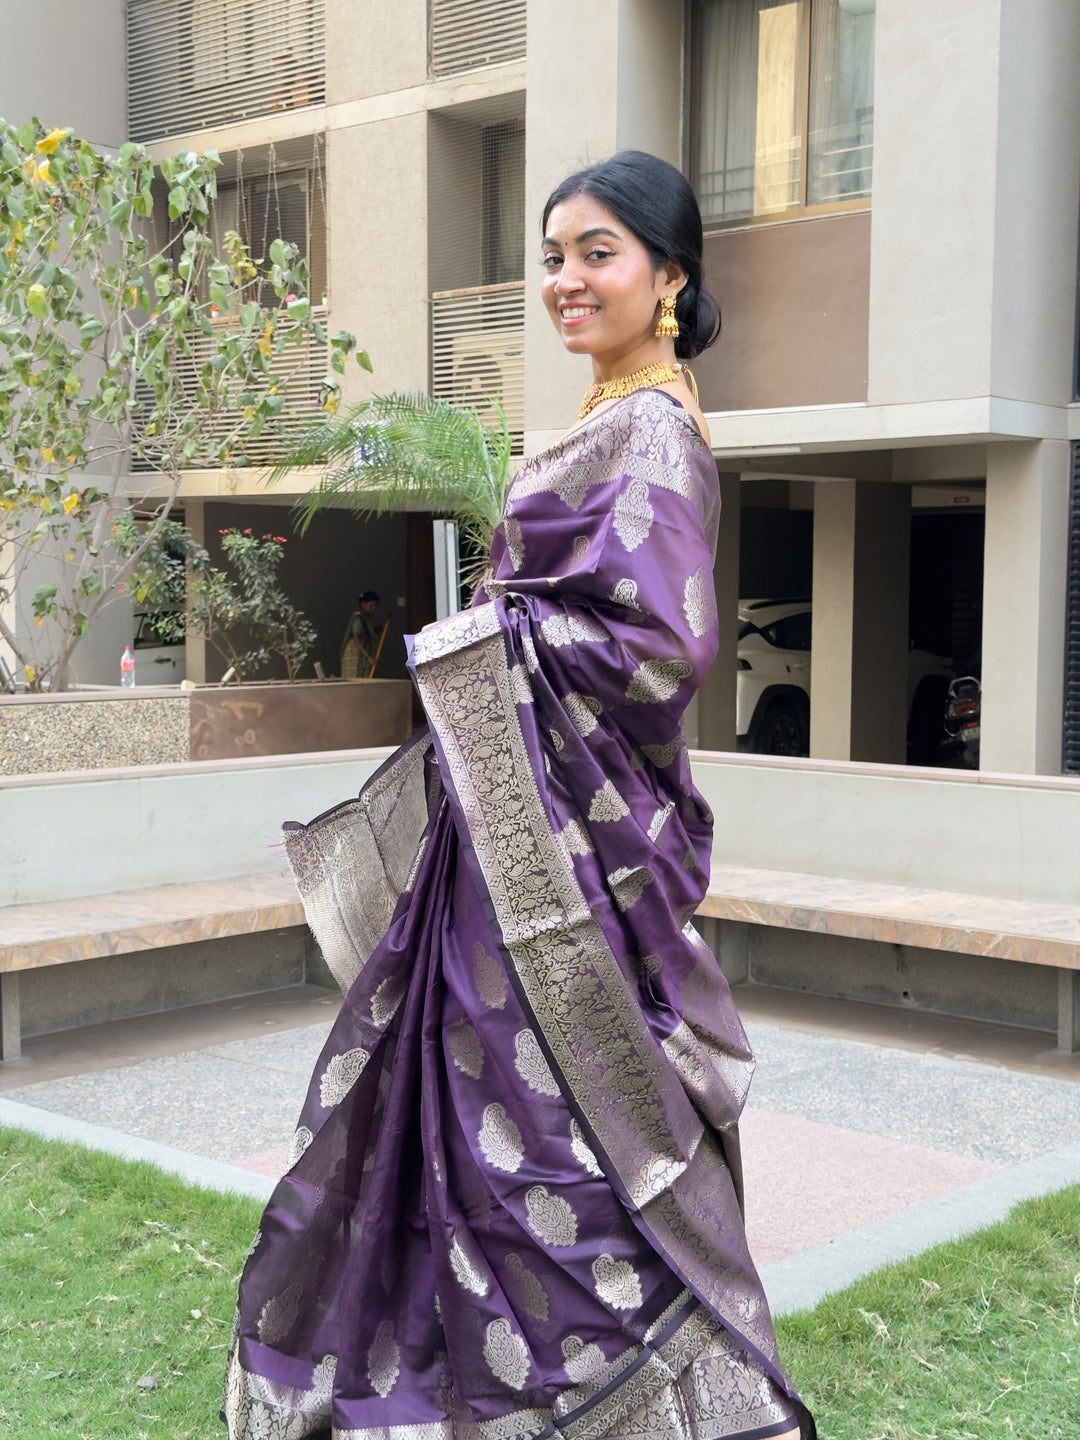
[326,0,427,103]
[867,0,1001,405]
[0,0,126,146]
[328,114,429,401]
[696,213,870,413]
[990,0,1080,408]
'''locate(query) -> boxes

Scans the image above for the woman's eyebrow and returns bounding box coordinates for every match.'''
[541,227,622,248]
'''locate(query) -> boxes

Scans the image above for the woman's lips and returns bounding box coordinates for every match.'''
[559,306,598,325]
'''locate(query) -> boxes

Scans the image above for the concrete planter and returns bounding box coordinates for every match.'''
[0,680,413,777]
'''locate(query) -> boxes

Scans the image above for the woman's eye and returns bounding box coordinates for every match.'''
[586,248,615,262]
[541,253,562,269]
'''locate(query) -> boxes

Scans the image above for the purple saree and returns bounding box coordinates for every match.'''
[223,390,813,1440]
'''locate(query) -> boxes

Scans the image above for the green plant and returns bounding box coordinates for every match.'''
[271,391,513,594]
[184,527,316,682]
[0,119,361,690]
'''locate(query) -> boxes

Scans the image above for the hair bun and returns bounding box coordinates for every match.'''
[674,283,720,361]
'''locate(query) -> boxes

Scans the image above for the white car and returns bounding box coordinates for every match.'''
[736,599,954,760]
[132,612,186,686]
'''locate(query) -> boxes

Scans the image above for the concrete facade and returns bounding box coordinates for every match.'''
[5,2,1080,776]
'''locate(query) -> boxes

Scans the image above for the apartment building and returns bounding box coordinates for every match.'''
[5,0,1080,777]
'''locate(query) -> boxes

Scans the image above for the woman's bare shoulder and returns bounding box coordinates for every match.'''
[652,379,711,447]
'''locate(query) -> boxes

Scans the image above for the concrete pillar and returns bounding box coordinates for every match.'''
[697,473,741,751]
[810,481,911,763]
[980,440,1069,775]
[184,501,207,686]
[524,0,684,452]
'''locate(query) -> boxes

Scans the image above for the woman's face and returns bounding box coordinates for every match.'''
[541,193,683,372]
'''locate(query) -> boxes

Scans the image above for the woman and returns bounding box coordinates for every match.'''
[223,151,814,1440]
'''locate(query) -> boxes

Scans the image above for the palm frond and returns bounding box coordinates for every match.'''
[267,392,512,549]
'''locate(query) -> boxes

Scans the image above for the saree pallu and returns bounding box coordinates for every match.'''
[223,391,814,1440]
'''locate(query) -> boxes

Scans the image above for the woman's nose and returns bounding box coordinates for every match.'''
[554,260,585,294]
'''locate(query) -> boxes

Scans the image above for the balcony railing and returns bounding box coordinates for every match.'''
[127,0,326,142]
[431,283,524,454]
[131,306,330,472]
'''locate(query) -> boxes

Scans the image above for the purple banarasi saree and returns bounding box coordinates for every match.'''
[223,391,814,1439]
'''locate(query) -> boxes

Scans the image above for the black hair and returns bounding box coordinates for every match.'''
[541,151,720,361]
[358,591,380,605]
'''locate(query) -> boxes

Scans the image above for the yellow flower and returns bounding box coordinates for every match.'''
[24,665,36,682]
[37,159,51,184]
[65,550,75,561]
[34,616,44,627]
[41,446,55,463]
[37,128,65,155]
[22,156,50,184]
[323,394,339,415]
[258,322,274,357]
[63,492,79,514]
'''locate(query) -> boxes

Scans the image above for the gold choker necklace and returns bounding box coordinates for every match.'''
[578,362,682,420]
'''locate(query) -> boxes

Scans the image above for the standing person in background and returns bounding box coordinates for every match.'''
[340,590,382,678]
[224,151,815,1440]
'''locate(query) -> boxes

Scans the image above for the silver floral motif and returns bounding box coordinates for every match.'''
[449,1234,489,1296]
[646,803,675,842]
[513,1029,561,1097]
[539,611,611,648]
[403,832,430,892]
[612,478,654,552]
[504,1253,550,1321]
[447,1022,484,1079]
[370,970,406,1027]
[549,727,565,753]
[626,658,693,703]
[569,1118,604,1177]
[367,1319,401,1398]
[683,564,715,638]
[319,1047,369,1108]
[521,634,540,673]
[559,816,594,856]
[478,1103,525,1173]
[508,664,533,705]
[562,1335,607,1384]
[482,1317,530,1390]
[503,515,525,572]
[571,534,590,568]
[473,943,507,1010]
[588,780,629,823]
[592,1253,644,1310]
[640,738,683,768]
[611,577,640,610]
[563,691,602,737]
[257,1282,302,1346]
[525,1185,578,1247]
[287,1126,314,1169]
[607,865,654,911]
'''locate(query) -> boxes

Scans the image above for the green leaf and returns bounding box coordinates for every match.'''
[72,611,89,636]
[79,318,104,341]
[109,199,132,227]
[154,273,173,298]
[285,297,310,322]
[269,238,289,268]
[26,284,48,320]
[357,350,373,373]
[33,583,58,605]
[240,301,259,329]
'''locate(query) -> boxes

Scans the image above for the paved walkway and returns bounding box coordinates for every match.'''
[2,984,1079,1316]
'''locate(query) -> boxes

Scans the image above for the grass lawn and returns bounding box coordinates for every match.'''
[1,1126,1077,1438]
[776,1184,1080,1439]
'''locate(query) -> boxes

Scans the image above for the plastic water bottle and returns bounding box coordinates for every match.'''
[121,646,135,687]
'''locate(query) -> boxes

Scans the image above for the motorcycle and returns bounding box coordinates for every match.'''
[942,675,980,768]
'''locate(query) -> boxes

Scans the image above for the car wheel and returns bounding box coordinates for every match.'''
[755,699,808,756]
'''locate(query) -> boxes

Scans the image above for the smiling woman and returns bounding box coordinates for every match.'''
[223,152,813,1440]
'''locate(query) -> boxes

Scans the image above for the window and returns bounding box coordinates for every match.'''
[691,0,875,227]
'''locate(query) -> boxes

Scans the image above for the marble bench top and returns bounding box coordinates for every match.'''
[700,864,1080,970]
[1,871,303,973]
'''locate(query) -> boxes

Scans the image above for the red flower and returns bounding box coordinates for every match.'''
[274,535,287,543]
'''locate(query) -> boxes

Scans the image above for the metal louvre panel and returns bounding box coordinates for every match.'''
[430,0,526,76]
[1063,442,1080,771]
[128,0,325,142]
[431,283,524,454]
[131,306,331,472]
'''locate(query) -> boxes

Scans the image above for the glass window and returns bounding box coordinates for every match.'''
[692,0,874,227]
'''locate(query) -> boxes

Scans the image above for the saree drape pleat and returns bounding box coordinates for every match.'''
[223,391,814,1440]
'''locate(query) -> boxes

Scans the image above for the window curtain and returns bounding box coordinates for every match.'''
[807,0,875,205]
[695,0,803,225]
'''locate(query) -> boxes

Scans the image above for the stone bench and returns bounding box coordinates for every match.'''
[0,872,304,1060]
[698,863,1080,1054]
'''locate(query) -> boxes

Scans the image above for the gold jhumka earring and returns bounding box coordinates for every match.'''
[654,295,679,339]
